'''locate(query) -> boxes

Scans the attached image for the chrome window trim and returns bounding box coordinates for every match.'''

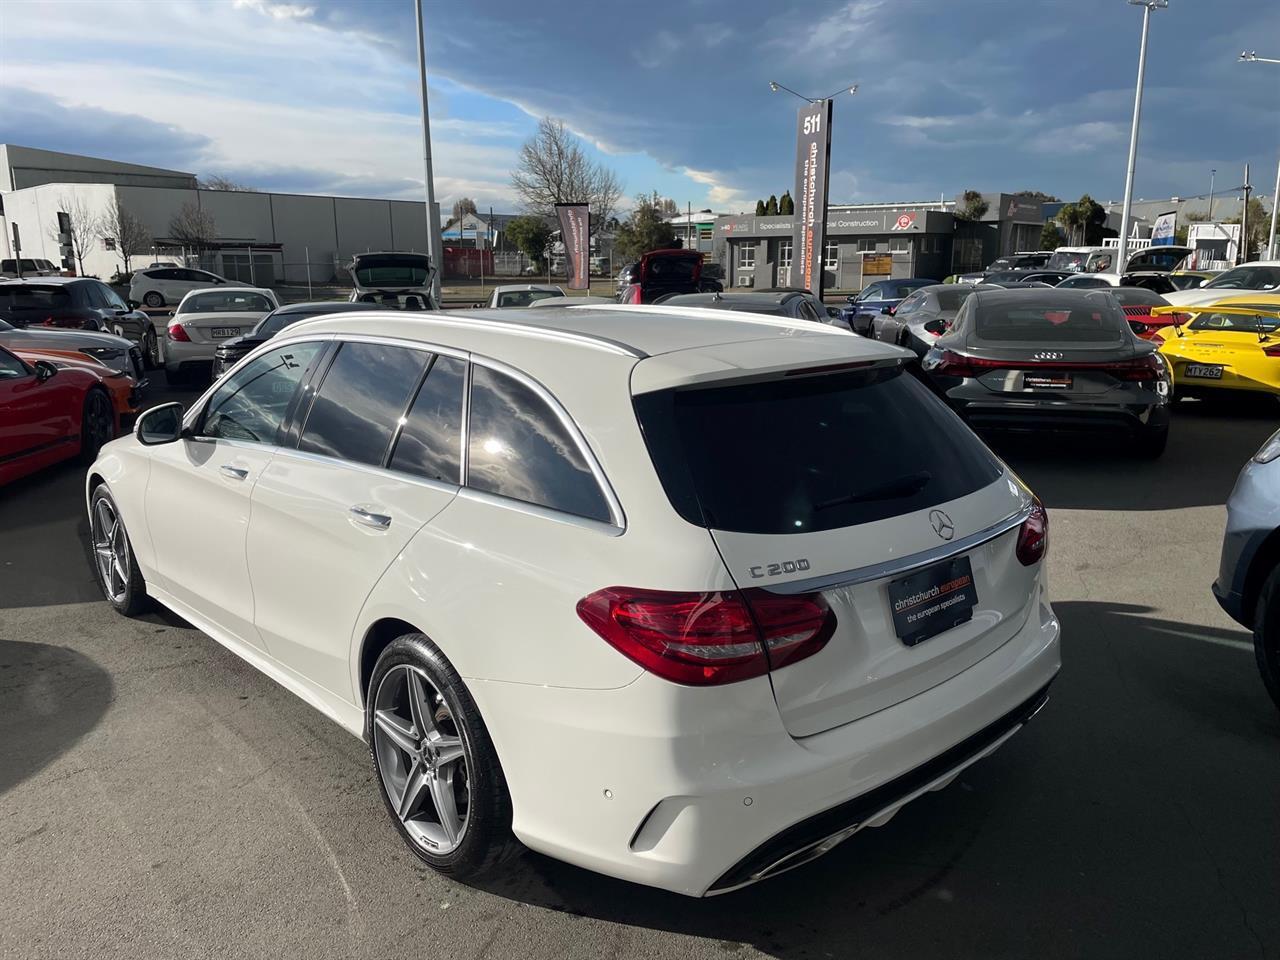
[267,445,462,497]
[466,355,626,531]
[182,334,335,431]
[457,487,623,538]
[763,503,1032,596]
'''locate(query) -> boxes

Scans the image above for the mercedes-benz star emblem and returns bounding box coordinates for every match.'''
[1033,351,1064,360]
[929,509,955,541]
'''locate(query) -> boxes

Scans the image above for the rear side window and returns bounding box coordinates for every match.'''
[975,300,1127,342]
[633,367,1001,535]
[467,365,611,522]
[299,342,429,466]
[389,355,466,483]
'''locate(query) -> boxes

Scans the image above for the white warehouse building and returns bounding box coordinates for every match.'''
[0,144,440,286]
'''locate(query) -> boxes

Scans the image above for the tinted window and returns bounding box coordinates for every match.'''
[1205,266,1280,291]
[201,342,324,444]
[1109,287,1166,307]
[495,289,562,308]
[0,284,72,312]
[797,299,822,322]
[975,299,1127,342]
[1057,275,1111,289]
[179,291,274,314]
[467,365,610,522]
[83,282,110,309]
[99,283,129,310]
[646,256,697,281]
[895,292,925,316]
[0,348,27,379]
[857,283,881,301]
[935,287,974,311]
[1188,308,1280,334]
[634,367,1001,535]
[298,342,429,466]
[389,355,466,483]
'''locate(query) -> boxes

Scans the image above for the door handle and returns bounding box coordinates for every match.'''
[219,464,249,480]
[349,506,392,529]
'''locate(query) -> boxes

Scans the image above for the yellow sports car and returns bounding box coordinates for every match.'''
[1154,294,1280,395]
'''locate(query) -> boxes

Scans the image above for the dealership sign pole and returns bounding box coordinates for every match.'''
[556,203,591,291]
[792,99,834,299]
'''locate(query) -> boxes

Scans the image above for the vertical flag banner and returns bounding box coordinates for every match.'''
[556,203,591,290]
[792,99,834,297]
[1151,211,1177,246]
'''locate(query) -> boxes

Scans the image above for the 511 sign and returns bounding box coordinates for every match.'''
[791,99,834,297]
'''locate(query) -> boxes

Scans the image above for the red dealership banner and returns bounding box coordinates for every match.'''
[792,100,834,297]
[556,203,591,290]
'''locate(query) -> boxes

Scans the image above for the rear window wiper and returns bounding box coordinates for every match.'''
[815,470,932,510]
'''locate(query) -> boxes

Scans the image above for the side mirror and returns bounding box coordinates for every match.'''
[33,359,58,383]
[136,402,185,445]
[882,305,895,315]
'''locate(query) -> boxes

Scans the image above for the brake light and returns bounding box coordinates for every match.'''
[576,587,835,686]
[933,350,1163,382]
[168,322,191,342]
[1016,498,1048,566]
[1264,344,1280,358]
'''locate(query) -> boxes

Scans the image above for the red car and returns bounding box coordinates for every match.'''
[616,249,722,304]
[1110,286,1185,340]
[0,344,121,485]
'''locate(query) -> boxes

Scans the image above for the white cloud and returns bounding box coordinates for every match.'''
[682,166,751,209]
[231,0,316,20]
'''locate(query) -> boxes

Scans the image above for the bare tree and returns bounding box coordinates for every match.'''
[99,196,153,274]
[198,174,258,192]
[48,193,102,276]
[169,202,217,255]
[511,117,622,232]
[451,197,478,223]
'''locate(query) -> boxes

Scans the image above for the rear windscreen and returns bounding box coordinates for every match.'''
[936,287,974,311]
[975,301,1126,342]
[0,285,71,311]
[633,367,1002,535]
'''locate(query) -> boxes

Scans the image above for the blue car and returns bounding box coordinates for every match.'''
[841,278,935,336]
[1213,428,1280,711]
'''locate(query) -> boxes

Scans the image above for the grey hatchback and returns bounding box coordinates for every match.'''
[920,288,1172,457]
[1213,431,1280,711]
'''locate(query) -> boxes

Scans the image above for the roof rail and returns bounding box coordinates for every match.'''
[573,303,853,336]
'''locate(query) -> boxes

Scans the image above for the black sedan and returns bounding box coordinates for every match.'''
[920,288,1171,457]
[212,300,382,378]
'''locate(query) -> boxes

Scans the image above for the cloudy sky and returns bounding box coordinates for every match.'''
[1,0,1275,214]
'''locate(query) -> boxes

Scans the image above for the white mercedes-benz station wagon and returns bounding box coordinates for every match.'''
[86,303,1060,896]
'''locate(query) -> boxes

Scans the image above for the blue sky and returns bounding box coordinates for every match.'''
[1,0,1276,215]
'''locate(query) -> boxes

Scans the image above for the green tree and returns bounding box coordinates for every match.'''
[956,190,989,221]
[614,194,678,261]
[1038,221,1061,250]
[1075,194,1107,245]
[1015,190,1060,203]
[1174,210,1210,246]
[779,191,794,215]
[755,199,767,216]
[1225,196,1272,260]
[764,194,779,216]
[505,215,553,269]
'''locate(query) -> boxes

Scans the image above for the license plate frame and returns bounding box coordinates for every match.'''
[887,555,978,647]
[1024,372,1073,391]
[1185,363,1223,380]
[210,326,241,339]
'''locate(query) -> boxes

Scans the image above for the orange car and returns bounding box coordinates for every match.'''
[10,346,144,433]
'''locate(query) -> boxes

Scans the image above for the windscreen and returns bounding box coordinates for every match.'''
[354,257,430,287]
[1046,251,1089,272]
[975,299,1127,342]
[1188,309,1280,334]
[645,256,698,281]
[496,290,562,308]
[1109,288,1166,307]
[0,285,72,312]
[633,366,1002,535]
[1203,266,1280,291]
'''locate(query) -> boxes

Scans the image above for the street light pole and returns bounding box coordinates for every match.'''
[413,0,441,305]
[768,80,858,104]
[1207,168,1216,220]
[1238,50,1280,259]
[1117,0,1167,275]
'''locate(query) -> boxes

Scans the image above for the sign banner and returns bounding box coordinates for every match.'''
[792,99,834,296]
[1151,210,1177,246]
[556,203,591,290]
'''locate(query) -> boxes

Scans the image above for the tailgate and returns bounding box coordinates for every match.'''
[632,359,1039,738]
[712,479,1033,737]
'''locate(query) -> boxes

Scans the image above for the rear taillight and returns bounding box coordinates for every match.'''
[576,587,835,686]
[1263,344,1280,358]
[933,350,1003,378]
[934,350,1163,382]
[1016,498,1048,566]
[168,322,191,342]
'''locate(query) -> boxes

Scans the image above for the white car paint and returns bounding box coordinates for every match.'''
[485,284,565,308]
[164,286,278,376]
[87,303,1060,896]
[1161,261,1280,306]
[129,266,229,308]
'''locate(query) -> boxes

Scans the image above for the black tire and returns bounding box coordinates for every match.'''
[1253,568,1280,712]
[366,634,515,878]
[143,326,160,369]
[1134,424,1168,459]
[88,485,149,616]
[79,388,115,464]
[143,291,165,308]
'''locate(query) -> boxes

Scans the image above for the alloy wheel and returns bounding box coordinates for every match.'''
[91,497,130,604]
[372,664,470,854]
[145,328,160,367]
[84,392,114,455]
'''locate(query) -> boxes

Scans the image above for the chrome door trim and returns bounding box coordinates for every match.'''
[763,503,1032,596]
[456,487,624,538]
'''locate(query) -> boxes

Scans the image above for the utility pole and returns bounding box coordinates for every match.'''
[1117,0,1167,275]
[1240,163,1251,265]
[1269,155,1280,260]
[413,0,441,305]
[1208,168,1216,220]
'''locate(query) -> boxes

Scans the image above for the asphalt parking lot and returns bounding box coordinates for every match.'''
[2,377,1279,960]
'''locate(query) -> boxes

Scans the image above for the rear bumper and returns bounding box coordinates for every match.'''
[164,339,215,374]
[947,393,1169,435]
[471,588,1061,896]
